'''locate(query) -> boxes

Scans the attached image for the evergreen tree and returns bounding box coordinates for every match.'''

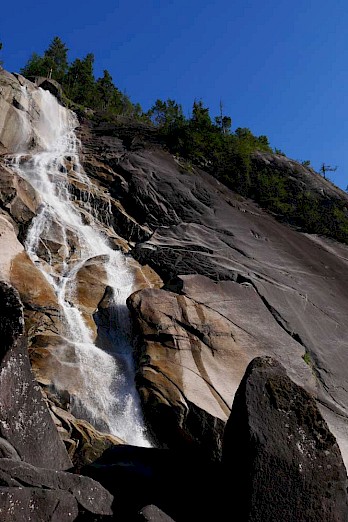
[147,99,185,129]
[20,52,52,78]
[66,53,96,105]
[95,69,123,111]
[44,36,68,83]
[96,69,114,109]
[215,115,232,134]
[191,100,212,129]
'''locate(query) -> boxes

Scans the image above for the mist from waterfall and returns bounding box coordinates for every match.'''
[7,85,150,447]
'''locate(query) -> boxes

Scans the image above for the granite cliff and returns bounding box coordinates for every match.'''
[0,69,347,520]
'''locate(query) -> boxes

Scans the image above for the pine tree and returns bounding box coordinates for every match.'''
[95,69,123,110]
[66,53,96,105]
[20,36,68,82]
[148,99,184,128]
[191,100,212,129]
[44,36,68,83]
[20,52,52,78]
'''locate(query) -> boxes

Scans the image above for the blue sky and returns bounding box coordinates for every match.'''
[1,0,348,189]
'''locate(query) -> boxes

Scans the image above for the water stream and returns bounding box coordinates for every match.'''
[7,85,150,446]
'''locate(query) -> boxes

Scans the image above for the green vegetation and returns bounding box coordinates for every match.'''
[19,37,348,245]
[302,352,311,366]
[144,98,348,243]
[20,36,140,117]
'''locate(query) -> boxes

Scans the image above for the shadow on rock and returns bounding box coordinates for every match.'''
[79,444,222,521]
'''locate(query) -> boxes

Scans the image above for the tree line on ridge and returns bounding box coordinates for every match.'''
[16,37,348,244]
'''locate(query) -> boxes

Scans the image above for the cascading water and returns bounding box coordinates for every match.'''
[6,85,150,447]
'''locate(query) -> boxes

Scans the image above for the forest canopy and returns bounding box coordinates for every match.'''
[20,36,141,117]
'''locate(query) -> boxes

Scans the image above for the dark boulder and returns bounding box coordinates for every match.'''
[0,281,71,469]
[0,438,21,460]
[222,357,348,521]
[0,487,78,521]
[25,76,63,101]
[0,458,114,519]
[137,504,176,521]
[0,280,23,356]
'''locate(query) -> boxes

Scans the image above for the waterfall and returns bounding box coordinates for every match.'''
[7,85,150,447]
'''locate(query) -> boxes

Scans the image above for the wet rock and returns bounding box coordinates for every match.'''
[222,357,348,521]
[47,399,124,468]
[72,254,109,334]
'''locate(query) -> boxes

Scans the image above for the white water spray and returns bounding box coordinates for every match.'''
[7,86,150,446]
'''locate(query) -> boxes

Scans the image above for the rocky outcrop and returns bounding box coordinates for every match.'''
[128,275,315,459]
[137,505,176,521]
[0,71,43,154]
[0,281,115,520]
[78,136,348,465]
[252,150,348,202]
[0,458,113,520]
[222,357,348,521]
[1,69,348,518]
[0,281,71,469]
[27,76,63,100]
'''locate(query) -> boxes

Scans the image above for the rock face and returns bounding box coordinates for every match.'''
[128,276,315,459]
[0,281,71,469]
[0,71,43,154]
[77,116,348,465]
[0,280,114,520]
[1,69,348,518]
[222,357,348,521]
[0,70,159,464]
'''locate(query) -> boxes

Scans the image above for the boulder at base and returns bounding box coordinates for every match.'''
[222,357,348,522]
[0,281,71,469]
[0,458,114,521]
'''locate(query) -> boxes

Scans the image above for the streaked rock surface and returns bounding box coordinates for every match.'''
[79,129,348,465]
[1,69,348,470]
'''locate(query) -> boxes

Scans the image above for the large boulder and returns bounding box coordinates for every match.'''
[222,357,348,521]
[0,281,71,469]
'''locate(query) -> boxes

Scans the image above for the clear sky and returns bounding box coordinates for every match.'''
[1,0,348,189]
